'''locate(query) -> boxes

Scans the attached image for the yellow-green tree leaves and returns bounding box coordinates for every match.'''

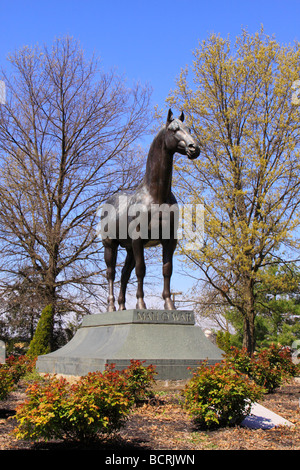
[168,27,300,353]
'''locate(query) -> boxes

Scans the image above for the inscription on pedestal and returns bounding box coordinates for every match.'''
[81,309,195,328]
[134,310,194,325]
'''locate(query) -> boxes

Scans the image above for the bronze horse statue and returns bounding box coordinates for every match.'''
[101,109,200,311]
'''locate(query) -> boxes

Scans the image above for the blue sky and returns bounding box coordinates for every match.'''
[1,0,300,307]
[1,0,300,109]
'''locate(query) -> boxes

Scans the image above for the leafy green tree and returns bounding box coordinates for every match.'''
[255,262,300,347]
[217,262,300,350]
[27,305,54,357]
[168,27,300,353]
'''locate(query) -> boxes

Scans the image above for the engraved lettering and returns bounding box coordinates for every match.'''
[145,312,153,321]
[137,312,146,321]
[135,310,193,324]
[171,312,191,322]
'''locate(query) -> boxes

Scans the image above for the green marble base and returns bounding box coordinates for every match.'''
[36,310,223,380]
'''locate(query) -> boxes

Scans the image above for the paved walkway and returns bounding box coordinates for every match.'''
[242,402,295,429]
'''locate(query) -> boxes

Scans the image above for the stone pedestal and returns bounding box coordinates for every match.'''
[36,310,223,380]
[0,340,5,364]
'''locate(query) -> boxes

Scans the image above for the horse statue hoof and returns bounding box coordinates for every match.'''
[164,298,175,310]
[136,299,147,309]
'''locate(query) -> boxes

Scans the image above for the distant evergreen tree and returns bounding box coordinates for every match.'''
[27,305,54,357]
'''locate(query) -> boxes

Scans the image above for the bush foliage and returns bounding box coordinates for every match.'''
[0,355,36,401]
[13,360,156,443]
[182,361,264,429]
[6,345,299,441]
[6,355,37,384]
[0,367,14,401]
[225,344,299,393]
[13,370,132,442]
[122,360,157,402]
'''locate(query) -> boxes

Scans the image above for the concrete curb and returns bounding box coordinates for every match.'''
[242,402,295,429]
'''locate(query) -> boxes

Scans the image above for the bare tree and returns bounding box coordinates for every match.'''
[0,37,152,337]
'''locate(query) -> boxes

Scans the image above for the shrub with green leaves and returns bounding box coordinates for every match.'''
[0,366,15,401]
[14,375,69,441]
[225,344,299,393]
[13,363,149,443]
[122,360,157,402]
[0,355,37,401]
[68,367,134,440]
[6,355,36,384]
[182,361,264,429]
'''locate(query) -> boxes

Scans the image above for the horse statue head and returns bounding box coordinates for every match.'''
[164,109,200,160]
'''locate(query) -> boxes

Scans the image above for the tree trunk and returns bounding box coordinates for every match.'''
[44,272,57,352]
[242,313,256,355]
[242,278,256,355]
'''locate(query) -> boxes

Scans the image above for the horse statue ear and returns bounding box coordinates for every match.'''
[179,111,184,122]
[166,109,174,125]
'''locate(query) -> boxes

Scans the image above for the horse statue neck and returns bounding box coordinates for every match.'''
[143,129,174,204]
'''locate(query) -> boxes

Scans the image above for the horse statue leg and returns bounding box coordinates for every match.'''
[118,247,135,310]
[132,239,147,309]
[104,240,118,312]
[162,239,177,310]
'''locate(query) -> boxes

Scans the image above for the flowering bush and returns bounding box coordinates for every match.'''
[6,355,36,384]
[122,360,157,402]
[0,355,37,401]
[225,344,299,393]
[13,375,69,441]
[0,367,14,401]
[69,366,134,439]
[13,361,157,443]
[13,368,132,442]
[224,346,253,375]
[182,361,264,429]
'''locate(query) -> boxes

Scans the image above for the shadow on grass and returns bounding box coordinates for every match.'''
[31,435,151,451]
